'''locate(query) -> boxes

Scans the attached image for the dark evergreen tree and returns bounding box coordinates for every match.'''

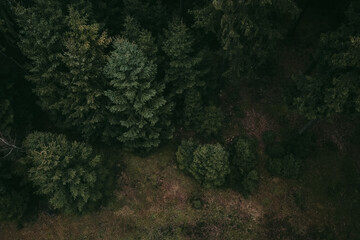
[122,16,158,62]
[192,0,299,80]
[162,18,203,98]
[15,1,111,138]
[183,89,203,129]
[15,0,66,117]
[295,1,360,119]
[60,7,111,138]
[104,39,173,151]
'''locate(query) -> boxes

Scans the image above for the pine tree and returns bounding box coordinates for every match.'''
[294,1,360,119]
[22,132,108,214]
[162,19,203,98]
[104,39,173,151]
[15,0,66,117]
[122,16,158,62]
[192,0,299,80]
[60,7,111,138]
[15,1,111,138]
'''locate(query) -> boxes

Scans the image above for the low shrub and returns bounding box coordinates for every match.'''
[228,136,259,195]
[189,143,230,188]
[175,139,198,172]
[231,136,258,175]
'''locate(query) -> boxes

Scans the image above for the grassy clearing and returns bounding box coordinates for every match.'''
[1,136,358,239]
[0,144,261,240]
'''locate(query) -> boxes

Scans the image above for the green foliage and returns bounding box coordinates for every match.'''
[228,136,259,195]
[189,143,230,188]
[15,1,110,138]
[175,139,198,172]
[122,16,158,62]
[60,7,111,138]
[232,136,258,174]
[162,19,202,98]
[198,105,224,137]
[183,89,203,128]
[104,39,173,151]
[192,0,299,80]
[22,132,107,214]
[294,1,360,119]
[15,0,67,116]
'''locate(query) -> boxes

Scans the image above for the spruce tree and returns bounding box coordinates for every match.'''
[122,16,158,62]
[15,0,66,116]
[192,0,299,80]
[162,19,202,98]
[104,39,173,151]
[60,7,111,138]
[294,1,360,120]
[15,1,111,138]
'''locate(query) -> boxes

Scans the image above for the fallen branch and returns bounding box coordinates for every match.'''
[0,132,22,158]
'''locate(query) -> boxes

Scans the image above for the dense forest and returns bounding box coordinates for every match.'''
[0,0,359,239]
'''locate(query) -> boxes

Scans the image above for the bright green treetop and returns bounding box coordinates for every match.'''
[23,132,107,214]
[104,39,173,151]
[189,143,230,188]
